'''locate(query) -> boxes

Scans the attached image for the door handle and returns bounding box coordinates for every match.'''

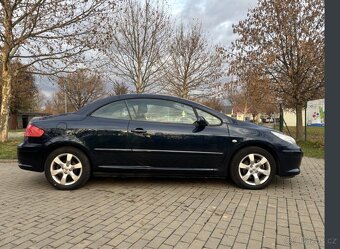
[131,128,147,134]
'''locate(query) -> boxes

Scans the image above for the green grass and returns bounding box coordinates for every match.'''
[297,140,324,159]
[0,138,22,159]
[9,129,25,132]
[272,125,324,159]
[276,126,324,144]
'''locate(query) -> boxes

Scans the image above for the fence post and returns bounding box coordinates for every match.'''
[279,103,283,132]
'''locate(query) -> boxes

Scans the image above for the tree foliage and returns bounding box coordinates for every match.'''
[44,91,75,115]
[201,97,225,113]
[226,71,277,120]
[0,62,38,113]
[228,0,324,139]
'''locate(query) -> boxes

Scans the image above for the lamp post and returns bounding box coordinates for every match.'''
[63,79,67,113]
[279,103,283,132]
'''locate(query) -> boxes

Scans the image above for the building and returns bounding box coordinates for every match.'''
[282,109,306,127]
[9,112,50,130]
[230,106,306,126]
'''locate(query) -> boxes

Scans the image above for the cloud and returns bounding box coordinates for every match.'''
[172,0,257,47]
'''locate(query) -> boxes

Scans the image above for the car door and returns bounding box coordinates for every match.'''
[84,100,133,168]
[126,98,230,173]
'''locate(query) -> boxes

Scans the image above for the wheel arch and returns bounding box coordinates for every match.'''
[43,141,94,170]
[228,141,280,175]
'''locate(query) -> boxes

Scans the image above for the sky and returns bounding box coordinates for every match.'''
[168,0,257,46]
[37,0,257,99]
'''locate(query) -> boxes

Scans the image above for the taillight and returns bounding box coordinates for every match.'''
[24,124,45,137]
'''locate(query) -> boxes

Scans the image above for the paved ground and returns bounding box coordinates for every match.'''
[0,157,324,249]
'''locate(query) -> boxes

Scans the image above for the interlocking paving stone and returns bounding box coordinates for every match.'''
[0,157,324,248]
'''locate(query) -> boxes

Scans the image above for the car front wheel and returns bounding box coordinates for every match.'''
[230,146,276,190]
[44,147,91,190]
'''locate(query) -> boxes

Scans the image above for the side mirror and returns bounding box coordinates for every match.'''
[194,116,209,127]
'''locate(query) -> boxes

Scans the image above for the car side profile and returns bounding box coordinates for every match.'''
[18,94,302,190]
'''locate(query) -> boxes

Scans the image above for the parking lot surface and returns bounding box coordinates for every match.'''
[0,157,324,249]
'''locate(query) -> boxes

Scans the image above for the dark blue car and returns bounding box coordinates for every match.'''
[18,94,302,190]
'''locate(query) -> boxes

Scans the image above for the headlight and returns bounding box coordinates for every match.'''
[271,131,296,144]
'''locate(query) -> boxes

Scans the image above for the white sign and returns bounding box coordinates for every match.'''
[306,99,325,126]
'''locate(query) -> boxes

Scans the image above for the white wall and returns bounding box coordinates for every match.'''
[283,109,306,127]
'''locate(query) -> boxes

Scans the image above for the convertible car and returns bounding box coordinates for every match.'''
[18,94,302,190]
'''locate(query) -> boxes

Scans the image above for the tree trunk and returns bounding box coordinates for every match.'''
[0,65,12,142]
[136,83,143,93]
[180,87,189,99]
[252,113,258,123]
[136,58,143,93]
[243,102,248,121]
[135,75,143,93]
[1,2,13,142]
[295,104,304,141]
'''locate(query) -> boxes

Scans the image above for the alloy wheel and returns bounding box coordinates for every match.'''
[238,153,271,186]
[50,153,83,185]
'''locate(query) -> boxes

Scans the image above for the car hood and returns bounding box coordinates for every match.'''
[232,119,273,132]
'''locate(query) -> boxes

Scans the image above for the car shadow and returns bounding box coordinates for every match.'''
[86,176,236,190]
[21,172,292,193]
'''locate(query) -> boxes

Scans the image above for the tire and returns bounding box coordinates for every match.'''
[230,146,276,190]
[44,146,91,190]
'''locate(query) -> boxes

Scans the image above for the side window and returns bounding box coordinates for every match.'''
[91,101,130,120]
[196,109,221,125]
[126,99,197,124]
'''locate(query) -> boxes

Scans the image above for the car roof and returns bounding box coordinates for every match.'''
[76,93,231,122]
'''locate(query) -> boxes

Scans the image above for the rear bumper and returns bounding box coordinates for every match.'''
[17,142,45,172]
[277,149,303,177]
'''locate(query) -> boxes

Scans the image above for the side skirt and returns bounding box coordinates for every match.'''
[93,165,223,178]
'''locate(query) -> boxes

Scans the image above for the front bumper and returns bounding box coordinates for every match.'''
[17,142,45,172]
[277,148,303,177]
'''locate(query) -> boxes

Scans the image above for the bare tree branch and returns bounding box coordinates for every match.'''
[103,0,171,93]
[162,22,224,99]
[57,69,106,111]
[0,0,118,141]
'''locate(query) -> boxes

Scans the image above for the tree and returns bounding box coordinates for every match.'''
[226,70,277,122]
[33,91,47,113]
[201,98,225,112]
[44,91,75,115]
[9,69,38,114]
[104,0,171,93]
[111,81,129,95]
[57,69,105,111]
[1,62,38,113]
[163,23,224,99]
[0,0,117,141]
[228,0,324,140]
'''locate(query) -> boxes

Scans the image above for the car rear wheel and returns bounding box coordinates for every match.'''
[44,147,91,190]
[230,146,276,190]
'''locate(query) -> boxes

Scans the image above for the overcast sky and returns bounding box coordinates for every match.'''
[169,0,257,46]
[38,0,257,98]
